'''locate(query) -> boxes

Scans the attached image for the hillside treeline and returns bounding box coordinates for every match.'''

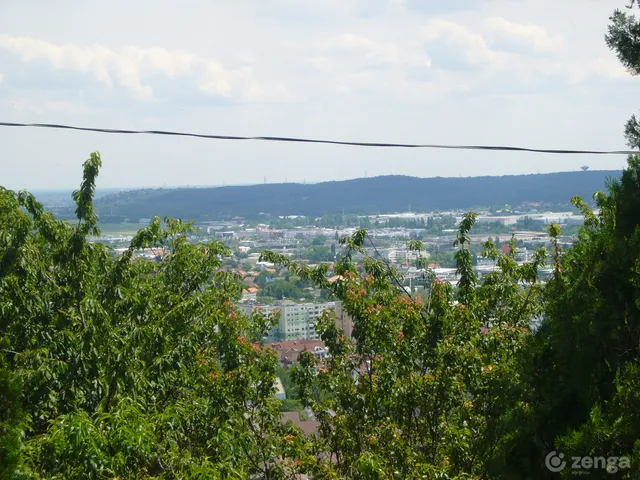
[87,170,621,221]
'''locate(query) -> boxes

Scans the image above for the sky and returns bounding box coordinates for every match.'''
[0,0,636,190]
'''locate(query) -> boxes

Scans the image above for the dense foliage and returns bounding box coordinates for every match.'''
[2,4,640,478]
[2,155,639,478]
[260,214,548,478]
[0,153,309,478]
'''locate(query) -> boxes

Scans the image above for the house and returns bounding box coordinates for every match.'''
[241,289,257,302]
[281,411,318,436]
[263,339,327,369]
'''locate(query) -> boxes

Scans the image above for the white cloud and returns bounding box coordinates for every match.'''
[0,34,285,102]
[402,0,476,14]
[309,33,444,99]
[320,33,400,67]
[486,17,563,54]
[422,20,507,70]
[589,56,630,80]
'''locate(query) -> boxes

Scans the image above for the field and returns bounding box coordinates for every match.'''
[96,223,149,236]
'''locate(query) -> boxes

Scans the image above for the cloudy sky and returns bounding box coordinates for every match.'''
[0,0,636,190]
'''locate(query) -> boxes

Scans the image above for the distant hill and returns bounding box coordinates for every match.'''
[33,188,133,208]
[90,171,621,221]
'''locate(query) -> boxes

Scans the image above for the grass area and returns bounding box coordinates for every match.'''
[96,223,149,236]
[279,399,304,412]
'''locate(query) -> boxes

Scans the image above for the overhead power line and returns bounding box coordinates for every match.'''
[0,121,636,155]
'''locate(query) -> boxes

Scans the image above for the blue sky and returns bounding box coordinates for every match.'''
[0,0,635,189]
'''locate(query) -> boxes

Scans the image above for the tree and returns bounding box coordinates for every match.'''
[0,367,25,478]
[0,153,310,478]
[312,236,326,246]
[260,216,547,478]
[607,1,640,149]
[485,8,640,475]
[255,270,274,288]
[507,157,640,479]
[303,246,333,263]
[262,279,304,300]
[493,6,640,478]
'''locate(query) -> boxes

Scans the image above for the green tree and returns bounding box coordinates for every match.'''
[303,246,334,263]
[255,270,274,288]
[312,236,326,246]
[508,158,640,479]
[0,367,25,477]
[261,215,547,478]
[607,1,640,149]
[262,279,304,300]
[491,7,640,478]
[0,153,310,479]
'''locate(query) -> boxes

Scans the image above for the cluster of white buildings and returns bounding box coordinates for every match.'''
[369,211,587,226]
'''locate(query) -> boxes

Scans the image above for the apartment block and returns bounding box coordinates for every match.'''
[240,300,337,341]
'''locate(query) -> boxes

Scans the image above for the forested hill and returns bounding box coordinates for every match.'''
[93,170,621,220]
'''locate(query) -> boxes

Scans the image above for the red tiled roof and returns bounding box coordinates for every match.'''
[264,340,326,364]
[281,412,318,435]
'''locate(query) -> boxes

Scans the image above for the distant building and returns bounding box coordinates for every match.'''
[240,300,336,341]
[475,215,519,225]
[386,247,425,263]
[213,231,235,238]
[241,287,258,302]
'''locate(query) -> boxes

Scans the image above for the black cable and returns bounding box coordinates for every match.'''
[0,121,636,155]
